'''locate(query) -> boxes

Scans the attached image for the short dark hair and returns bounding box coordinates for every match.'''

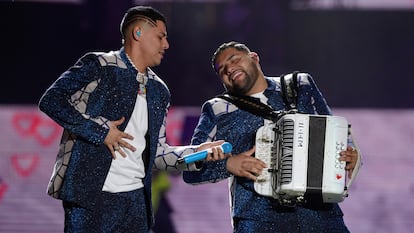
[211,41,251,73]
[120,6,166,40]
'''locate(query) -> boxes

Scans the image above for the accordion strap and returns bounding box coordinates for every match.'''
[217,94,281,122]
[217,71,301,121]
[280,71,300,110]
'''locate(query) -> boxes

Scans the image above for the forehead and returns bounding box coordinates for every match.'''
[214,48,247,70]
[151,20,167,35]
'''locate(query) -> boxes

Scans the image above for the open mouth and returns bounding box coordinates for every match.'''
[230,70,244,81]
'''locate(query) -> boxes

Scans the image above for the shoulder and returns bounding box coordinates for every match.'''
[281,72,314,85]
[296,72,314,85]
[96,51,128,68]
[77,50,128,69]
[265,76,281,88]
[203,96,238,116]
[265,76,281,83]
[268,72,314,85]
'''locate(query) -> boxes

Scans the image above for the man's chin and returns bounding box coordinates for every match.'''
[150,61,162,68]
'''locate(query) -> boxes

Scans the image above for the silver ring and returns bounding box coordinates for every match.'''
[114,146,120,151]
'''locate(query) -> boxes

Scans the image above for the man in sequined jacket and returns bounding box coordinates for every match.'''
[183,41,361,233]
[39,6,225,233]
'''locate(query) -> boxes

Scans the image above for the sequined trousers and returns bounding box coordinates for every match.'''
[63,188,149,233]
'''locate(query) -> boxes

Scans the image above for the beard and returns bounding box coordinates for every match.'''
[225,63,259,96]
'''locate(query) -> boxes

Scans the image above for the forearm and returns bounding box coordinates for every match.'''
[153,113,200,171]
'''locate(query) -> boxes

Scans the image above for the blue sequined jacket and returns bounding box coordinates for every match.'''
[183,74,349,231]
[39,47,196,226]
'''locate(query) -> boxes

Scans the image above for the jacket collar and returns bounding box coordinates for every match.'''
[119,47,157,80]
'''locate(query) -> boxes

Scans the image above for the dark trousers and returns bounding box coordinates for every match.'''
[233,216,350,233]
[63,188,149,233]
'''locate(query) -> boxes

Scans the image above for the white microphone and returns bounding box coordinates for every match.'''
[178,142,232,164]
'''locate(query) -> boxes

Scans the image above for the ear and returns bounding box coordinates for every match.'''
[133,26,143,41]
[248,52,260,63]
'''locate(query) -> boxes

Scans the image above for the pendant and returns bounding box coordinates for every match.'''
[138,83,146,96]
[137,72,147,96]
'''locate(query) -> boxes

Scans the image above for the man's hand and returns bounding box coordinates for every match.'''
[339,145,359,178]
[104,117,136,159]
[226,146,267,181]
[197,140,230,161]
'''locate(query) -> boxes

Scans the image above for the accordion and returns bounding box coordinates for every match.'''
[254,113,349,205]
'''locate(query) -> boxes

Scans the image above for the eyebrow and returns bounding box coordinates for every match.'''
[216,54,236,73]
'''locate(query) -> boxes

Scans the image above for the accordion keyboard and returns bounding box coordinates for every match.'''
[254,122,277,197]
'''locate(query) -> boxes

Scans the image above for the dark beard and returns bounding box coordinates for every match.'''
[228,80,250,95]
[226,65,259,96]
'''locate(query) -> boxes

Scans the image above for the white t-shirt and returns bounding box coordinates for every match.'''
[102,78,148,193]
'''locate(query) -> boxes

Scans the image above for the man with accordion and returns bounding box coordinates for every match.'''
[183,41,361,233]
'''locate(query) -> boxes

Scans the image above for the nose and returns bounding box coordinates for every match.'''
[163,38,169,50]
[226,65,235,76]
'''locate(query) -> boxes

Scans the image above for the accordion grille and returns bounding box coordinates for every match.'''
[280,119,294,184]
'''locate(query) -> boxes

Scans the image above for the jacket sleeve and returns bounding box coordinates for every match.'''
[153,110,200,172]
[38,53,110,145]
[182,101,232,184]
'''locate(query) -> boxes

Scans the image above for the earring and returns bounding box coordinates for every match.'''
[136,31,141,37]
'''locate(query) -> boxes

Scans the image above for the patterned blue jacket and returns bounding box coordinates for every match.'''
[39,47,196,227]
[183,74,350,232]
